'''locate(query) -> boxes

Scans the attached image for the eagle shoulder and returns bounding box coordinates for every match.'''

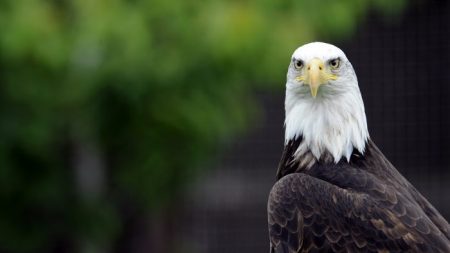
[268,167,450,253]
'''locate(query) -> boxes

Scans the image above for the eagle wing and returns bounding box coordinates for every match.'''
[268,171,450,253]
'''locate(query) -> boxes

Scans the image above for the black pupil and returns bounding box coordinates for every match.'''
[296,60,302,68]
[331,59,338,66]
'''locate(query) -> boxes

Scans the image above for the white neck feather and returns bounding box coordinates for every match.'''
[284,84,369,163]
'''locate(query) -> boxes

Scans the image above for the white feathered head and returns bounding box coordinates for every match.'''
[284,42,369,163]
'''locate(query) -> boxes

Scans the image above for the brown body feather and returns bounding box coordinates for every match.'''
[268,138,450,253]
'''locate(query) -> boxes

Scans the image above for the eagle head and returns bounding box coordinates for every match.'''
[284,42,369,163]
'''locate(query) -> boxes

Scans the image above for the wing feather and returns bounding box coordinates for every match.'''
[268,172,450,253]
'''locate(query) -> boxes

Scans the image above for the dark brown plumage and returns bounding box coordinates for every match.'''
[268,137,450,253]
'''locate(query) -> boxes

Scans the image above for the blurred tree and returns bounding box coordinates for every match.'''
[0,0,405,252]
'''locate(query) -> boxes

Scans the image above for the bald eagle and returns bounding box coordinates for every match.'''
[267,42,450,253]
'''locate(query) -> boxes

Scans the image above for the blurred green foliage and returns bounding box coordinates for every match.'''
[0,0,405,252]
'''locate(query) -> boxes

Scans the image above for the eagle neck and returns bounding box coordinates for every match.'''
[284,85,369,164]
[276,135,368,180]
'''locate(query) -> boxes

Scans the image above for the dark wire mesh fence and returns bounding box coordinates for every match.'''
[178,1,450,252]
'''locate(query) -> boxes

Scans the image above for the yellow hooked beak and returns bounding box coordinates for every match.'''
[296,58,337,98]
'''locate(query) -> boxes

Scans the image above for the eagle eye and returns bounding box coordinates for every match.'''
[294,59,304,69]
[329,58,341,69]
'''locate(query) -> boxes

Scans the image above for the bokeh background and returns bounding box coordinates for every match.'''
[0,0,449,252]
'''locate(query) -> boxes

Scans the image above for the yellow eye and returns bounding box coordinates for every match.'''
[294,59,304,69]
[329,58,341,69]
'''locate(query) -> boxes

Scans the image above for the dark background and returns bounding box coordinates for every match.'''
[178,1,450,252]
